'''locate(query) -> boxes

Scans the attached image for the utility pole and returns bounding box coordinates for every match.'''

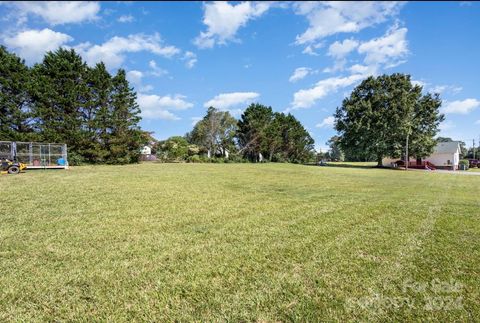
[405,132,409,170]
[473,138,476,160]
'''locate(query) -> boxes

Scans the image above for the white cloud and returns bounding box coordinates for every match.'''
[4,28,73,64]
[126,70,143,86]
[442,99,480,115]
[294,2,403,44]
[302,42,324,56]
[328,38,359,58]
[411,80,427,88]
[430,85,462,95]
[194,1,271,48]
[316,116,335,128]
[204,92,260,109]
[11,1,100,25]
[291,74,364,109]
[357,25,408,67]
[475,120,480,125]
[137,93,194,120]
[289,67,311,83]
[118,15,134,23]
[348,64,378,75]
[182,51,197,68]
[75,33,180,69]
[148,60,169,77]
[325,38,358,72]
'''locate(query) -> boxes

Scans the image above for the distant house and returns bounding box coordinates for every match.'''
[140,145,156,161]
[141,146,152,155]
[382,141,461,170]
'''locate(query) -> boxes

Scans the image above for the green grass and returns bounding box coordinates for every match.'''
[1,163,479,321]
[468,167,480,172]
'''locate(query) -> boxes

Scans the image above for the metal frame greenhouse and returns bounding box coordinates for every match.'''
[0,141,68,169]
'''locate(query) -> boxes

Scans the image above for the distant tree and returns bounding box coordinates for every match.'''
[237,103,274,161]
[326,136,344,161]
[335,74,444,166]
[30,48,90,160]
[158,136,189,161]
[187,106,237,158]
[280,114,315,163]
[237,103,314,163]
[107,69,143,164]
[0,46,33,141]
[81,62,113,162]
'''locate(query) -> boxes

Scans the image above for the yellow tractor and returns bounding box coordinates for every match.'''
[1,159,27,175]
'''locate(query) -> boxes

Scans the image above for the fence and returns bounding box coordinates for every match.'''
[0,141,68,169]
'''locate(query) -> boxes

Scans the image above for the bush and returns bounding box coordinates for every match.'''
[67,152,84,166]
[459,160,469,170]
[187,155,200,163]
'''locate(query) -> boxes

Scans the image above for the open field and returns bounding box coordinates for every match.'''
[1,163,479,321]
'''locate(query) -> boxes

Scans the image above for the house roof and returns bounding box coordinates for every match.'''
[434,141,460,154]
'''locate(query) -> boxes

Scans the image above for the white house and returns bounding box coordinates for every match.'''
[141,146,152,155]
[382,141,461,170]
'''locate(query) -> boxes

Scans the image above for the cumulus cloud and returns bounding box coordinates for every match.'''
[126,70,143,86]
[75,33,180,69]
[316,116,335,128]
[194,1,271,48]
[9,1,100,25]
[291,74,364,109]
[442,99,480,114]
[137,93,194,120]
[357,24,408,67]
[328,38,359,59]
[118,15,134,23]
[4,28,73,64]
[294,1,403,44]
[204,92,260,110]
[289,67,311,83]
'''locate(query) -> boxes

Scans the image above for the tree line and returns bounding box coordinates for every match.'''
[0,46,145,164]
[157,104,316,163]
[2,44,448,166]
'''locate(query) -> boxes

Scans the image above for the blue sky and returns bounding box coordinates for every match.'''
[1,1,479,150]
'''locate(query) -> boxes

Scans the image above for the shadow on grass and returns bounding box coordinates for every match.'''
[304,162,383,170]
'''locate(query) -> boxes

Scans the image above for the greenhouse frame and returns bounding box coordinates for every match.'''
[0,141,68,169]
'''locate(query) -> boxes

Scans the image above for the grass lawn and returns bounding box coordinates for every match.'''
[468,168,480,172]
[1,163,479,321]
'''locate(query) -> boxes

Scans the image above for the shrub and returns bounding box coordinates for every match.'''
[67,152,84,166]
[187,155,200,163]
[459,160,469,170]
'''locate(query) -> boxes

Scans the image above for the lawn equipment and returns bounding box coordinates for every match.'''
[1,159,27,175]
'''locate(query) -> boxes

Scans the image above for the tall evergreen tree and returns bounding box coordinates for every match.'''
[237,103,274,161]
[30,48,89,156]
[82,62,113,162]
[0,46,33,141]
[108,69,143,164]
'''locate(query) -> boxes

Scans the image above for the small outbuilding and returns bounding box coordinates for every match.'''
[382,141,461,170]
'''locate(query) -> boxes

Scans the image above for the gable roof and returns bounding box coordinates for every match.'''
[434,141,461,154]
